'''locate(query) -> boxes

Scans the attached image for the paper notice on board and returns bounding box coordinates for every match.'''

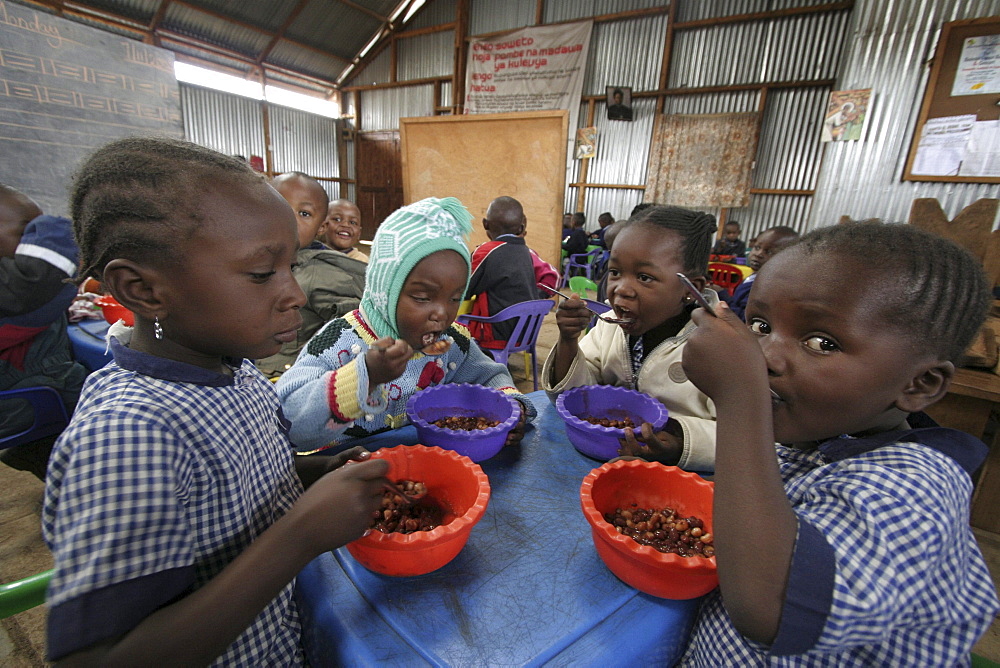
[911,114,976,176]
[952,34,1000,96]
[959,120,1000,177]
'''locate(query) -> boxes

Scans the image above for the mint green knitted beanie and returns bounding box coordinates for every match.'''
[360,197,473,339]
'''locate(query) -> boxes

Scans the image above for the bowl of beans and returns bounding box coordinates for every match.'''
[556,385,669,460]
[346,444,491,576]
[405,383,521,462]
[94,294,135,326]
[580,459,717,600]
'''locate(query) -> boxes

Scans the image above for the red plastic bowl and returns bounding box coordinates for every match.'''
[346,444,491,576]
[580,459,717,599]
[94,295,134,326]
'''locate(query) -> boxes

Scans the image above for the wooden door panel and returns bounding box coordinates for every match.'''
[357,131,403,241]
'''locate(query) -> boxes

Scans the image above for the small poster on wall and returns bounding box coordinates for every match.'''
[606,86,633,121]
[575,127,597,159]
[820,88,872,142]
[952,34,1000,95]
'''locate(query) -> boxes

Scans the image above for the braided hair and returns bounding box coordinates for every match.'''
[628,205,717,279]
[71,136,261,282]
[793,222,990,363]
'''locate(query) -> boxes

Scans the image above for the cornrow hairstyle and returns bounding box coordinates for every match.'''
[629,202,655,218]
[793,222,990,363]
[628,205,717,279]
[71,136,261,283]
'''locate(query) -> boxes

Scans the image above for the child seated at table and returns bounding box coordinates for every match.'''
[320,198,368,263]
[276,197,535,453]
[256,173,366,378]
[729,225,799,321]
[680,222,999,665]
[542,205,719,471]
[43,137,389,665]
[0,184,86,480]
[710,220,746,258]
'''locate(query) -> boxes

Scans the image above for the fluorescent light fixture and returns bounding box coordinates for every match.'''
[357,31,381,60]
[174,62,262,98]
[175,62,340,118]
[264,85,340,118]
[403,0,426,23]
[389,1,408,22]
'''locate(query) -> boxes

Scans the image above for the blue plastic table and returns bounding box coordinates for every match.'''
[66,320,112,372]
[295,390,702,666]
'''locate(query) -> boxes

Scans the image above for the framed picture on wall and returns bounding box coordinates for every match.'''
[606,86,633,121]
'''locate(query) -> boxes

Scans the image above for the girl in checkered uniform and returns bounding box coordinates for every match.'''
[680,222,999,665]
[42,137,390,665]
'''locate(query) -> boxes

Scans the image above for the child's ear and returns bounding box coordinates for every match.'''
[894,361,955,413]
[102,259,166,318]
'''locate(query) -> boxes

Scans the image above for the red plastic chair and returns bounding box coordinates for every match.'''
[707,262,747,294]
[456,299,554,391]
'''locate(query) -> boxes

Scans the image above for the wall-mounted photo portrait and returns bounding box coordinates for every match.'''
[606,85,633,121]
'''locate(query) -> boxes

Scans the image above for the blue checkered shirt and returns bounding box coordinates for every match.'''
[42,338,305,665]
[681,427,999,666]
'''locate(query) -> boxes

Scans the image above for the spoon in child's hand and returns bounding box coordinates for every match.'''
[676,273,717,317]
[537,283,632,324]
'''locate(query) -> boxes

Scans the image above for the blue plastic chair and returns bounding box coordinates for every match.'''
[456,299,554,391]
[560,249,604,287]
[0,386,70,451]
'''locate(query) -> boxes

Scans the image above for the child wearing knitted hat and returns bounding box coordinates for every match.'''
[276,197,535,452]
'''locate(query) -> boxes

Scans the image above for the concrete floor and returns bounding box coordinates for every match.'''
[2,310,998,664]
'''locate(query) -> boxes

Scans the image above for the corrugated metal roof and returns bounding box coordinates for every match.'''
[34,0,426,90]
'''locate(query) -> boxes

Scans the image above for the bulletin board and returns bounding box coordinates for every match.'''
[399,110,568,268]
[903,16,1000,183]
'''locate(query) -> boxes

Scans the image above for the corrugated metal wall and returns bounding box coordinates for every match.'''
[398,30,455,80]
[269,104,339,177]
[180,84,267,161]
[360,85,435,131]
[179,83,342,200]
[347,0,1000,237]
[810,0,1000,227]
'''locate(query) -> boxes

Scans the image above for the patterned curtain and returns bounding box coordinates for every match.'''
[644,112,761,208]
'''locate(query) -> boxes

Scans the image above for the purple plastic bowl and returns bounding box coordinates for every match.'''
[405,384,521,462]
[556,385,669,460]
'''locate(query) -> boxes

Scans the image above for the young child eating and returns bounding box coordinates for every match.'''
[43,137,389,665]
[276,197,534,453]
[542,205,719,471]
[680,222,999,664]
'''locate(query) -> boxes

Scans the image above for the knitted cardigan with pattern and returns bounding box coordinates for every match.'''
[275,310,535,452]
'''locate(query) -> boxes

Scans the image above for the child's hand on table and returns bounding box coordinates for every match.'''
[366,337,412,389]
[504,400,529,447]
[291,455,389,553]
[617,420,683,465]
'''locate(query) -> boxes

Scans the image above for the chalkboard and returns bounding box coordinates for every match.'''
[903,16,1000,183]
[0,2,183,217]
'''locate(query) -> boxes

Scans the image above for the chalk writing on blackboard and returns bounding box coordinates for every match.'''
[0,1,181,216]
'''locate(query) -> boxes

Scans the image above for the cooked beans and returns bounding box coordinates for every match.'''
[431,416,500,430]
[583,415,635,429]
[370,480,442,534]
[605,504,714,557]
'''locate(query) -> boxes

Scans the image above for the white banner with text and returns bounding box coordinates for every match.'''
[464,20,593,132]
